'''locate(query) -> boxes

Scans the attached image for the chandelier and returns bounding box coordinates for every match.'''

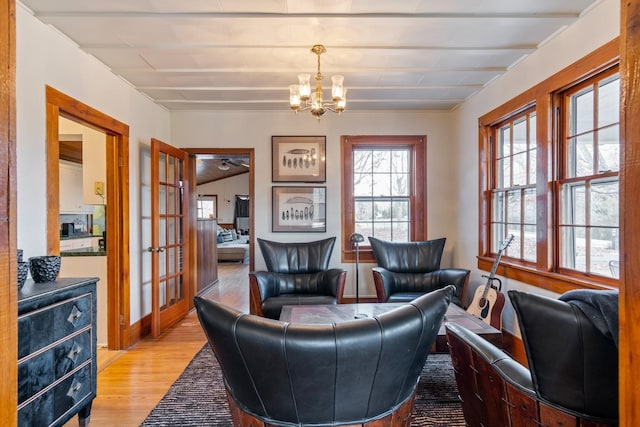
[289,44,347,119]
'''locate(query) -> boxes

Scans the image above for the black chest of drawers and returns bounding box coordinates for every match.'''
[18,278,98,427]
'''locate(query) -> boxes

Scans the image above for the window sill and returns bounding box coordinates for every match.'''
[477,256,617,295]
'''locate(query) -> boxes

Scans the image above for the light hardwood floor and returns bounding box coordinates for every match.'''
[65,263,250,427]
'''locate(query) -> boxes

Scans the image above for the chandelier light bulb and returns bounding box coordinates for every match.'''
[298,74,311,100]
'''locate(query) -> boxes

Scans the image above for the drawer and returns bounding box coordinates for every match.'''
[18,363,93,427]
[18,293,92,359]
[18,329,92,404]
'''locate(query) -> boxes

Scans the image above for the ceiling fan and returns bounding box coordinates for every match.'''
[218,158,249,171]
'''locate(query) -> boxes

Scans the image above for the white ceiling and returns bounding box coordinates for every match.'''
[20,0,601,111]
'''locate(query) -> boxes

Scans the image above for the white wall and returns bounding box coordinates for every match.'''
[452,0,620,334]
[197,174,250,225]
[171,110,460,299]
[16,3,171,323]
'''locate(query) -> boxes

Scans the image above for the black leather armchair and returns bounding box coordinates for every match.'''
[369,237,469,307]
[445,290,618,427]
[249,237,347,319]
[194,286,455,427]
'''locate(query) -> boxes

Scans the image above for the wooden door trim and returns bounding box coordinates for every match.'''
[0,0,17,424]
[45,86,131,350]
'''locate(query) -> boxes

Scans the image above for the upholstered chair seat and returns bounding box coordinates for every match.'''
[249,237,346,319]
[369,237,470,306]
[194,286,455,427]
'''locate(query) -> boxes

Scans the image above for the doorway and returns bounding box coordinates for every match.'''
[45,86,131,350]
[185,148,255,303]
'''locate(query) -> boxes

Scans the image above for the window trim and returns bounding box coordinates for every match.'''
[478,38,619,294]
[341,135,427,263]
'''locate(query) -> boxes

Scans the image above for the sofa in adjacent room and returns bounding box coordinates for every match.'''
[216,227,249,263]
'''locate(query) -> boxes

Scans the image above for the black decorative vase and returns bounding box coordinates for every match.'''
[29,255,61,283]
[17,261,29,290]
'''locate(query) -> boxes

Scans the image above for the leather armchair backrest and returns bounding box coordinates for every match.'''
[194,286,454,426]
[257,237,336,274]
[509,290,618,420]
[369,237,446,273]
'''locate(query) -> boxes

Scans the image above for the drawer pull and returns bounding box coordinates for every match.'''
[66,305,83,327]
[66,378,83,401]
[67,342,83,364]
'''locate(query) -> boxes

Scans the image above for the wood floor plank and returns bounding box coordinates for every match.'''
[64,263,249,427]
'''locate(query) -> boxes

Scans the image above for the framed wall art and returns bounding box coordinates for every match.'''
[272,186,326,232]
[272,136,326,182]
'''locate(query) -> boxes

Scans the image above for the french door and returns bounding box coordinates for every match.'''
[150,138,190,337]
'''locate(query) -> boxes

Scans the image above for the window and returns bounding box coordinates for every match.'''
[478,38,619,293]
[197,194,217,219]
[491,109,537,261]
[558,70,620,278]
[341,135,426,262]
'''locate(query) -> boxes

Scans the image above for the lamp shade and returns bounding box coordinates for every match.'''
[349,232,364,244]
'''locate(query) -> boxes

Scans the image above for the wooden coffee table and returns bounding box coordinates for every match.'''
[280,302,502,353]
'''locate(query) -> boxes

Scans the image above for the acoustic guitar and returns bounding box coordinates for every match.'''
[467,234,514,329]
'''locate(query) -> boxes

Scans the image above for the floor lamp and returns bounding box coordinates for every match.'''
[349,232,365,304]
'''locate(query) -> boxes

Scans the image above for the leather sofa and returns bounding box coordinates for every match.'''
[445,289,618,427]
[249,237,347,319]
[194,286,455,427]
[369,237,469,307]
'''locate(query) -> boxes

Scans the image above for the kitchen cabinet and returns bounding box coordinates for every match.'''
[60,237,101,252]
[59,162,94,214]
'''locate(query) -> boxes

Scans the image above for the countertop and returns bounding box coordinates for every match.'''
[60,234,100,241]
[60,246,106,257]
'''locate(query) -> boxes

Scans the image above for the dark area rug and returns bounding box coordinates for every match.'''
[141,345,465,426]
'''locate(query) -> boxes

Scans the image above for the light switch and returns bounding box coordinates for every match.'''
[94,181,105,196]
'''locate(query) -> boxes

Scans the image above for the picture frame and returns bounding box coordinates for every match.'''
[272,186,326,232]
[272,136,326,182]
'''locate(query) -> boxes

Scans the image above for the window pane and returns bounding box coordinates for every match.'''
[512,118,527,154]
[512,152,527,186]
[392,222,409,242]
[569,134,594,177]
[590,227,619,277]
[499,126,511,157]
[392,151,409,173]
[572,88,594,135]
[374,150,391,173]
[391,200,409,221]
[598,76,620,128]
[498,157,509,188]
[560,226,586,271]
[590,181,619,227]
[505,226,521,259]
[492,192,505,222]
[354,150,372,173]
[528,147,537,185]
[354,200,373,222]
[523,224,537,262]
[523,188,536,224]
[391,173,409,196]
[507,190,521,223]
[374,200,392,221]
[561,184,585,225]
[372,223,392,240]
[597,125,620,172]
[491,223,505,253]
[372,173,391,196]
[353,173,372,197]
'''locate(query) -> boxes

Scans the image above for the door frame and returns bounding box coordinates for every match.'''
[45,86,131,350]
[184,147,255,309]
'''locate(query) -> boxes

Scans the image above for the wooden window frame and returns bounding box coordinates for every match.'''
[478,38,619,295]
[341,135,426,263]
